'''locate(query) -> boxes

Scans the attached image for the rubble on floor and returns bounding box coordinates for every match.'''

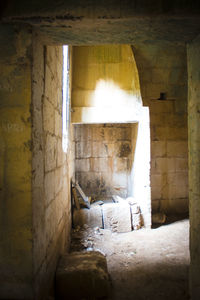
[73,195,142,233]
[56,251,111,300]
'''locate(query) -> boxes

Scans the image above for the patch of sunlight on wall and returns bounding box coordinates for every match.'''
[92,79,141,108]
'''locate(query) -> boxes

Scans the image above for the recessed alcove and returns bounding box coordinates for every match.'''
[71,44,151,228]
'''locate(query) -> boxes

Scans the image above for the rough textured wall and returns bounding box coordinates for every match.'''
[2,0,200,45]
[32,34,71,299]
[133,43,188,215]
[188,36,200,300]
[74,124,138,200]
[0,25,33,298]
[71,45,142,124]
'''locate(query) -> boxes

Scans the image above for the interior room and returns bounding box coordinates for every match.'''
[0,1,200,299]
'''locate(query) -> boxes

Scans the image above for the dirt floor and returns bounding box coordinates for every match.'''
[70,218,190,300]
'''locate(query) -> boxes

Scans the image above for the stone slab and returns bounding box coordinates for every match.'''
[102,202,132,233]
[73,206,103,228]
[56,251,111,300]
[131,213,142,230]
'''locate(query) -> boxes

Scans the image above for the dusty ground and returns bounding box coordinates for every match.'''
[71,219,190,300]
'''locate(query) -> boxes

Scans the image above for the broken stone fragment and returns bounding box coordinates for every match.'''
[56,251,112,300]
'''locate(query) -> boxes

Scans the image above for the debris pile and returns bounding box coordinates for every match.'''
[72,182,142,233]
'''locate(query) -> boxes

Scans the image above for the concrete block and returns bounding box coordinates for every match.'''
[73,206,103,228]
[102,202,131,233]
[56,251,111,300]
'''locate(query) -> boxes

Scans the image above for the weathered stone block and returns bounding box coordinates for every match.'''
[90,157,109,172]
[73,206,103,228]
[151,141,166,158]
[151,185,162,200]
[75,158,90,172]
[175,158,188,171]
[43,98,55,134]
[91,141,108,158]
[76,141,91,158]
[45,134,57,172]
[54,167,63,196]
[131,213,142,230]
[56,138,65,167]
[167,141,188,157]
[102,202,131,233]
[166,158,176,173]
[113,157,128,172]
[44,171,55,206]
[56,251,111,300]
[55,110,62,138]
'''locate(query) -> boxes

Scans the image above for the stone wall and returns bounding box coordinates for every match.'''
[32,34,72,299]
[188,35,200,300]
[0,24,33,298]
[74,123,138,200]
[133,43,188,215]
